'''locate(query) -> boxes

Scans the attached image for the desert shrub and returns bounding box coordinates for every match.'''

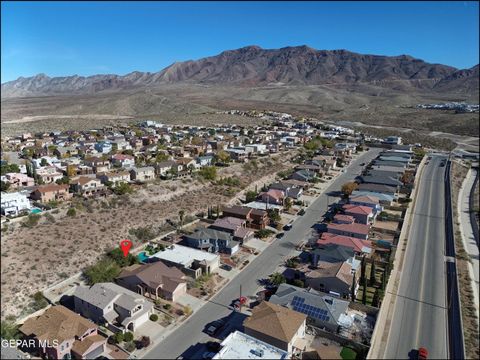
[125,341,136,352]
[0,319,20,340]
[84,258,121,285]
[255,229,274,238]
[107,248,138,267]
[129,226,156,242]
[22,214,41,228]
[163,303,172,310]
[43,212,56,223]
[198,166,217,181]
[66,208,76,217]
[30,291,48,311]
[149,314,158,322]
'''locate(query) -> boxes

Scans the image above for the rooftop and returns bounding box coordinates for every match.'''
[151,244,218,266]
[213,330,288,359]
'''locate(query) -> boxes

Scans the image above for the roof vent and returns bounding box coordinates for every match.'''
[250,348,264,357]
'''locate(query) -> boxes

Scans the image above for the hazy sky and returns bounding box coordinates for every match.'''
[2,1,479,82]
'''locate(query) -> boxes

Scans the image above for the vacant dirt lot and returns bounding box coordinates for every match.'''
[0,151,297,319]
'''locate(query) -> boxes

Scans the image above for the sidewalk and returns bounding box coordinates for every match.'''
[457,167,479,321]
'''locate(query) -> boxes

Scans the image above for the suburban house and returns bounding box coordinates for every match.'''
[1,173,35,188]
[155,160,177,177]
[327,222,370,240]
[36,166,64,183]
[332,214,356,225]
[209,217,254,243]
[1,191,31,216]
[356,183,397,197]
[259,189,285,205]
[111,154,135,168]
[116,261,187,302]
[222,205,269,229]
[94,141,112,154]
[269,182,303,199]
[130,166,155,181]
[18,305,107,360]
[30,184,72,203]
[342,204,375,224]
[290,170,316,183]
[269,283,351,333]
[148,244,220,279]
[349,194,383,213]
[317,233,372,255]
[84,157,111,173]
[213,330,288,360]
[357,174,402,188]
[70,176,104,197]
[311,244,360,272]
[183,227,240,254]
[73,282,154,333]
[96,171,131,185]
[351,190,395,206]
[243,301,307,356]
[305,261,356,299]
[196,155,214,167]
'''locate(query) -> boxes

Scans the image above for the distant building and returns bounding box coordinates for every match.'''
[1,191,31,216]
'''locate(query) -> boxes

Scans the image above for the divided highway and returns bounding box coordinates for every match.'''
[144,149,382,359]
[384,154,449,359]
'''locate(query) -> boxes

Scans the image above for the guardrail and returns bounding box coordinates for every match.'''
[444,160,466,360]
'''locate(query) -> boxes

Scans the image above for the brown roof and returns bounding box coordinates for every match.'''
[19,305,96,343]
[117,261,185,293]
[34,184,69,194]
[308,261,354,286]
[70,176,99,185]
[222,205,252,217]
[71,334,106,355]
[243,301,306,343]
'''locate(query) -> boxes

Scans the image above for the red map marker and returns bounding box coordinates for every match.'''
[120,239,132,257]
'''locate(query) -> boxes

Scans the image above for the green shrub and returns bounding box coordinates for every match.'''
[124,332,134,342]
[149,314,159,322]
[125,341,136,352]
[22,214,41,228]
[84,258,121,285]
[114,332,124,344]
[163,303,172,310]
[66,208,76,217]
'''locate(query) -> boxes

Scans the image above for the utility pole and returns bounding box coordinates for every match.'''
[239,284,242,312]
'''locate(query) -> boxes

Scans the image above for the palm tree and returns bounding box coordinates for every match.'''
[351,272,356,301]
[369,261,376,286]
[362,275,368,305]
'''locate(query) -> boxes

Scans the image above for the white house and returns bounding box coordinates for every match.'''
[1,192,32,216]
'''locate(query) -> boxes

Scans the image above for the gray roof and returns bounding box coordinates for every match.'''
[371,160,406,168]
[366,170,403,179]
[269,284,349,327]
[74,282,152,312]
[312,244,355,263]
[188,227,233,242]
[358,175,402,187]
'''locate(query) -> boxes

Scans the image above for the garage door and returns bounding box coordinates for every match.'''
[85,344,104,359]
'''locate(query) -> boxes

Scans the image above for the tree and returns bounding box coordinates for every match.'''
[124,332,134,342]
[1,319,20,340]
[107,248,138,267]
[0,163,20,175]
[351,272,356,301]
[245,190,258,203]
[291,279,304,288]
[199,166,217,181]
[1,180,10,192]
[284,197,293,211]
[138,336,151,349]
[114,332,124,344]
[267,209,281,224]
[381,270,387,291]
[341,182,358,197]
[269,272,286,286]
[40,158,49,167]
[56,176,70,185]
[84,258,122,285]
[360,256,366,283]
[179,210,185,227]
[369,261,376,286]
[113,182,133,195]
[362,275,368,305]
[216,150,230,163]
[149,314,158,322]
[371,288,380,307]
[66,165,77,177]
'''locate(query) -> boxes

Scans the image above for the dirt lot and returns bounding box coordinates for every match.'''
[0,151,297,319]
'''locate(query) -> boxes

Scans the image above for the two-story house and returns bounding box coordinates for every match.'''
[70,177,104,197]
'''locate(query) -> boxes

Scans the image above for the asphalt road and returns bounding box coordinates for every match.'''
[384,154,449,359]
[144,148,382,359]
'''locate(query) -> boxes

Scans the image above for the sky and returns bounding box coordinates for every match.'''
[1,1,479,82]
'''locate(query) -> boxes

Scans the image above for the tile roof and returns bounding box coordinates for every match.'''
[342,204,373,216]
[243,301,306,343]
[222,205,252,217]
[333,214,355,224]
[349,195,380,205]
[307,261,354,286]
[71,334,106,356]
[117,261,186,293]
[318,233,372,253]
[19,305,95,343]
[34,184,69,193]
[327,222,370,236]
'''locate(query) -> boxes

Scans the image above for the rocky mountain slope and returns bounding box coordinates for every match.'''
[2,45,478,98]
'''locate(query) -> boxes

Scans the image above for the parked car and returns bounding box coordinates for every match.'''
[359,162,365,166]
[206,319,225,336]
[276,232,285,239]
[298,209,305,216]
[220,264,233,271]
[283,223,293,231]
[418,347,428,359]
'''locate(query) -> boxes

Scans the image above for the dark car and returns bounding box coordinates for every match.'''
[220,264,233,271]
[276,232,285,239]
[359,162,365,166]
[206,319,225,336]
[283,223,293,231]
[298,209,305,216]
[206,341,222,352]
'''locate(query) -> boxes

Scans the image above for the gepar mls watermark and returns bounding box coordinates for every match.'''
[1,339,59,349]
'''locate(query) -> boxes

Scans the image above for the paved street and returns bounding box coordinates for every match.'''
[144,149,382,359]
[384,154,448,359]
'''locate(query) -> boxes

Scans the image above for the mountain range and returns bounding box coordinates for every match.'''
[2,45,478,98]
